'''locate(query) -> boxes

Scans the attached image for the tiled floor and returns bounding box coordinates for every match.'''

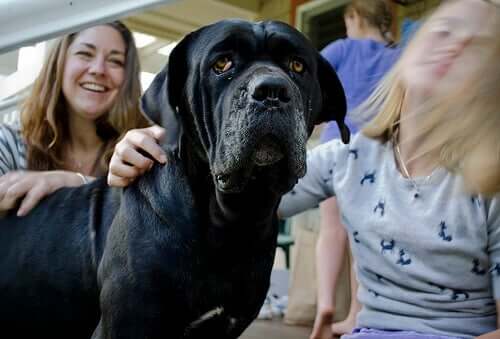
[241,318,311,339]
[237,266,314,339]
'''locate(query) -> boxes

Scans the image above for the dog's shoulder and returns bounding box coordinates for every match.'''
[121,159,197,227]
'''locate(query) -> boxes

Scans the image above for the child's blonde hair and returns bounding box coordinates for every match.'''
[359,0,500,195]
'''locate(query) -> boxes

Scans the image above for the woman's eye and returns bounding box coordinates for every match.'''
[108,59,125,67]
[76,51,92,58]
[212,56,233,74]
[289,59,304,74]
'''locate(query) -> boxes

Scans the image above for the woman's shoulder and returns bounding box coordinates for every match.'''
[321,38,364,55]
[0,114,23,139]
[321,38,348,62]
[0,118,27,173]
[0,120,22,139]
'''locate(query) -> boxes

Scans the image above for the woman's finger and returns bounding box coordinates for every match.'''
[109,158,143,179]
[115,145,154,170]
[124,129,166,164]
[16,184,49,217]
[107,173,133,188]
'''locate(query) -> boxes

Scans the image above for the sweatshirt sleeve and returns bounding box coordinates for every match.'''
[278,141,340,218]
[487,195,500,299]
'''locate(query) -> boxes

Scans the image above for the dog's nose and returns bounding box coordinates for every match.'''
[251,76,291,105]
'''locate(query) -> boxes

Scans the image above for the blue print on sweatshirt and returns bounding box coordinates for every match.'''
[373,199,385,216]
[396,249,412,266]
[360,171,376,185]
[452,290,469,301]
[471,195,481,207]
[428,282,470,301]
[353,231,360,243]
[489,263,500,276]
[349,148,359,159]
[438,221,452,242]
[471,259,487,276]
[380,239,395,254]
[323,168,334,184]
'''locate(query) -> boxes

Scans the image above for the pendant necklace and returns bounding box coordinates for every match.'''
[393,134,435,199]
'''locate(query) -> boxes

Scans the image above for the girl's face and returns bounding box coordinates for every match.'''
[344,10,364,39]
[62,25,126,122]
[401,0,495,97]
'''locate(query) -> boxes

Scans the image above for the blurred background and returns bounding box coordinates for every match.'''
[0,0,439,122]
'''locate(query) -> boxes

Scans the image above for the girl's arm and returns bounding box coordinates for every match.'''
[279,142,338,219]
[310,197,348,339]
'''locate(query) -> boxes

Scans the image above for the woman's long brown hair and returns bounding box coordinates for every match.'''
[21,21,149,175]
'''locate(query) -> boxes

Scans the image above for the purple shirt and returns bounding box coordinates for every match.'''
[320,38,401,143]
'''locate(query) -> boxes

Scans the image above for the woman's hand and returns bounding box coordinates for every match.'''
[310,308,334,339]
[0,170,89,217]
[107,125,166,188]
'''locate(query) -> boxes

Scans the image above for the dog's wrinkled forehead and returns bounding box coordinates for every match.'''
[141,19,349,154]
[189,19,317,71]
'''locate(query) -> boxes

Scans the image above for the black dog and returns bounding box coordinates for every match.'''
[0,19,348,339]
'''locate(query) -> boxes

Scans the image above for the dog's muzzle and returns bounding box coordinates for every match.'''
[213,71,307,193]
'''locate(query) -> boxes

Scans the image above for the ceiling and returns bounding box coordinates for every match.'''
[124,0,291,74]
[0,0,291,99]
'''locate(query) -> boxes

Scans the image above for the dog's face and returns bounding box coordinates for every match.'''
[142,20,348,194]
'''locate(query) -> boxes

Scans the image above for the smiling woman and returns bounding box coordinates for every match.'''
[0,21,149,217]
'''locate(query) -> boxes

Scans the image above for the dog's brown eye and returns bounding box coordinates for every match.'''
[289,59,304,73]
[213,57,233,74]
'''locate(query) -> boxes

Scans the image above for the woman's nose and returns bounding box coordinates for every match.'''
[88,57,106,75]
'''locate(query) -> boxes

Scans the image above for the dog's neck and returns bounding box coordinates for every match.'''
[135,142,282,251]
[187,146,281,226]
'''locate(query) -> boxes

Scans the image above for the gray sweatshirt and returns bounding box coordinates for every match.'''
[279,133,500,338]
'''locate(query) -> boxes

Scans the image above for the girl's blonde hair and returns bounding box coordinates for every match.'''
[345,0,394,43]
[413,23,500,195]
[20,21,149,175]
[355,25,427,142]
[360,0,500,195]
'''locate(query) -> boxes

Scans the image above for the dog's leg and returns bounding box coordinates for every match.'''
[92,227,172,338]
[92,269,179,339]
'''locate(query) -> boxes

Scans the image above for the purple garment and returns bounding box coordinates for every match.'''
[320,38,401,143]
[341,328,465,339]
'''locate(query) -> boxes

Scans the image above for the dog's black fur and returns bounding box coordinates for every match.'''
[0,20,347,339]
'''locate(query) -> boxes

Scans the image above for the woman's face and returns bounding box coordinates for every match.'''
[62,25,126,121]
[401,0,495,97]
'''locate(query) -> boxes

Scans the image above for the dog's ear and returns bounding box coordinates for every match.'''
[316,54,350,144]
[141,35,193,156]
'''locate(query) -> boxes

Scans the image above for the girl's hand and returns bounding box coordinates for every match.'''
[0,170,88,217]
[107,125,166,188]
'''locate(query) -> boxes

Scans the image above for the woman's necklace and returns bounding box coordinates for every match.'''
[393,134,435,199]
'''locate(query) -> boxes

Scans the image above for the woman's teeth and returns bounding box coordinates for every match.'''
[81,83,106,92]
